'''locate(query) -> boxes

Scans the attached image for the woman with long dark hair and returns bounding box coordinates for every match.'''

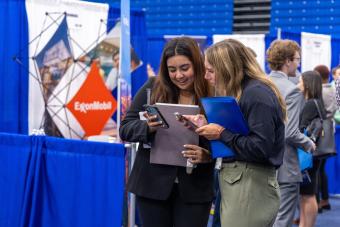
[297,70,327,227]
[119,37,214,227]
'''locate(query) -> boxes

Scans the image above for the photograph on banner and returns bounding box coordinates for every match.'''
[34,17,74,137]
[79,20,143,137]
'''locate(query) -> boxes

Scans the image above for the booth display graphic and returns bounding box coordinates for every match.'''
[301,32,331,72]
[20,0,139,139]
[24,0,110,139]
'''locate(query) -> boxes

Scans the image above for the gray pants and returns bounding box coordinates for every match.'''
[273,182,300,227]
[219,161,280,227]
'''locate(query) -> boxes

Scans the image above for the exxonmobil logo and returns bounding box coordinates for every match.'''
[74,101,112,113]
[66,62,117,136]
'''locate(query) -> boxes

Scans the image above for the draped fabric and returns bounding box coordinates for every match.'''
[331,37,340,80]
[147,35,166,73]
[0,133,125,227]
[264,34,276,74]
[0,0,28,134]
[281,31,302,45]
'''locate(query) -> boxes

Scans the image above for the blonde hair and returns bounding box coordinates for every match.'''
[205,38,287,120]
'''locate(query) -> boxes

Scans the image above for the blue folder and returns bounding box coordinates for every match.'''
[201,97,249,158]
[297,148,313,172]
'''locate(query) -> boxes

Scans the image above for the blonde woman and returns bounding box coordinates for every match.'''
[193,39,286,227]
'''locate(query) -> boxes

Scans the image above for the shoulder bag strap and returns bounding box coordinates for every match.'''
[313,99,324,121]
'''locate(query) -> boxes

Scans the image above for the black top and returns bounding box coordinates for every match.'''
[299,98,326,132]
[119,78,215,202]
[220,78,285,168]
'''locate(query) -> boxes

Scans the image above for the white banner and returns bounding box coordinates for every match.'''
[213,34,266,70]
[301,32,331,72]
[26,0,109,138]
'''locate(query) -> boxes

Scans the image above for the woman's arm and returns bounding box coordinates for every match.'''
[218,101,279,163]
[197,86,283,163]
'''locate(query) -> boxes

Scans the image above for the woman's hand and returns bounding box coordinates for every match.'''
[182,114,208,128]
[143,112,164,133]
[182,144,212,164]
[309,140,316,153]
[195,123,225,140]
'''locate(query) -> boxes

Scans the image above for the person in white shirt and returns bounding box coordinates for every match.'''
[105,50,120,91]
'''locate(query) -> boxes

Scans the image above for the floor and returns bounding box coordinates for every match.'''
[314,196,340,227]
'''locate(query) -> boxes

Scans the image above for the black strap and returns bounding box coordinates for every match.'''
[313,99,324,121]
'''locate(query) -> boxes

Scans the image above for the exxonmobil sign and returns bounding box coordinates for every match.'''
[66,62,117,136]
[74,101,112,113]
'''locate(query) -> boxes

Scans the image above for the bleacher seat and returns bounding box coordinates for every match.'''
[271,0,340,37]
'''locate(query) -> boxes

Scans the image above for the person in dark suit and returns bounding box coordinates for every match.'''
[119,37,214,227]
[194,39,286,227]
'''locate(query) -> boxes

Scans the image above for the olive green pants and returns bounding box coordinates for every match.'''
[219,161,280,227]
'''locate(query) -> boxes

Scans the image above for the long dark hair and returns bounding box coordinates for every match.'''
[151,37,209,107]
[301,70,323,100]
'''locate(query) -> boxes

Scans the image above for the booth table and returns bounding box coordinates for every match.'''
[0,133,125,227]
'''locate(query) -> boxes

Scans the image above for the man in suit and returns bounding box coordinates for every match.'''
[267,39,316,227]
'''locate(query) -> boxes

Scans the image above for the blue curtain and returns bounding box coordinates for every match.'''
[281,31,301,45]
[264,34,277,74]
[147,35,166,73]
[0,133,125,227]
[129,9,148,97]
[331,37,340,80]
[0,0,28,134]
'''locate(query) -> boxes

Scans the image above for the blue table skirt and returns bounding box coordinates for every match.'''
[0,133,125,227]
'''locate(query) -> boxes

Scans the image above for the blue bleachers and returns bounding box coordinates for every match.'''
[130,0,233,36]
[271,0,340,37]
